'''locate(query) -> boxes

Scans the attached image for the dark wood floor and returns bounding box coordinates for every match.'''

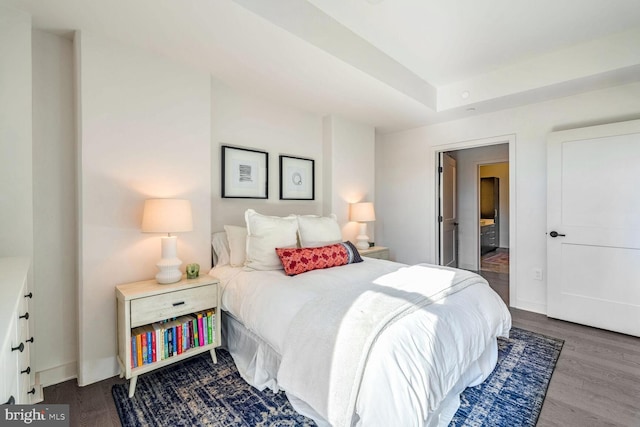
[43,271,640,427]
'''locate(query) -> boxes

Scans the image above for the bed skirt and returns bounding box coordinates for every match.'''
[222,310,498,427]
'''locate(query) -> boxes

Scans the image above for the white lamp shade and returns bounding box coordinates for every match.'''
[350,202,376,222]
[141,199,193,233]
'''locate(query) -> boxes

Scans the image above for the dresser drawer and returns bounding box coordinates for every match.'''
[130,285,217,327]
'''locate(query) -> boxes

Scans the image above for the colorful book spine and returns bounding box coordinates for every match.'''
[193,316,199,347]
[146,330,152,363]
[162,326,169,359]
[167,327,173,357]
[131,336,137,368]
[141,332,148,364]
[207,311,213,345]
[158,324,164,361]
[182,321,188,352]
[136,332,143,367]
[150,330,156,362]
[188,319,195,349]
[198,313,204,347]
[201,312,207,345]
[177,324,183,355]
[152,323,162,362]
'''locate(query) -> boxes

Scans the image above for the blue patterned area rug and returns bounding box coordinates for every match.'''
[450,327,563,426]
[112,327,563,427]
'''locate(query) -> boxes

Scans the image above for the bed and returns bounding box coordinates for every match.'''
[209,210,511,427]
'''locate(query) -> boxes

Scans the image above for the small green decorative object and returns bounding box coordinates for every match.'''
[186,263,200,279]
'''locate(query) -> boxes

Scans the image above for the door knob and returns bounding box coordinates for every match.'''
[549,231,566,238]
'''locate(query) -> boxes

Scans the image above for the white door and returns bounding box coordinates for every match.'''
[547,119,640,337]
[439,153,457,267]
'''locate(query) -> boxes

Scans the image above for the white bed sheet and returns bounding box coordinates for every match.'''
[210,259,511,426]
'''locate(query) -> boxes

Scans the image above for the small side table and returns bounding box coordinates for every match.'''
[359,246,390,260]
[115,275,220,397]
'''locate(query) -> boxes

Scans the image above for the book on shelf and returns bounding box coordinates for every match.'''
[131,336,137,368]
[177,321,183,355]
[192,314,199,347]
[146,325,154,363]
[183,320,189,352]
[207,310,213,344]
[129,308,217,368]
[198,313,204,347]
[163,328,169,359]
[150,326,157,363]
[136,329,143,367]
[188,319,195,349]
[152,322,163,363]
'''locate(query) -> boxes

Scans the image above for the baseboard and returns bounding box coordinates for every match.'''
[37,361,78,388]
[513,299,546,315]
[77,355,119,387]
[458,262,477,271]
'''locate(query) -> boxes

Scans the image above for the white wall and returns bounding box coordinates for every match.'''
[377,81,640,314]
[209,83,375,245]
[210,79,323,229]
[32,30,78,386]
[0,7,33,258]
[455,144,509,270]
[324,116,376,243]
[76,31,211,385]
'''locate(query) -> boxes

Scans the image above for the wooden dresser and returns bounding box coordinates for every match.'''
[0,257,34,404]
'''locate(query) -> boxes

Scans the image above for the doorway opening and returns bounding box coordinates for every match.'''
[435,137,514,307]
[479,162,509,275]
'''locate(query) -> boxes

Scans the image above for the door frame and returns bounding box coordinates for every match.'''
[432,134,517,307]
[438,152,458,267]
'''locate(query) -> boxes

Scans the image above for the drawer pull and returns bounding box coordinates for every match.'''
[26,337,34,344]
[21,367,31,375]
[5,396,15,405]
[27,388,36,395]
[172,301,185,307]
[19,312,29,320]
[24,292,33,299]
[11,343,24,352]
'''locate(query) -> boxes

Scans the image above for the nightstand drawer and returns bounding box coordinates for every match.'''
[130,285,217,327]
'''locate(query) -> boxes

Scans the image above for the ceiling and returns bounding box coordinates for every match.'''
[4,0,640,132]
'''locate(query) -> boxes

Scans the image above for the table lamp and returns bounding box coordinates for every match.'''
[141,198,193,284]
[350,202,376,250]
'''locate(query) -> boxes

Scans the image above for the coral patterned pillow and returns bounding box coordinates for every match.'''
[276,242,363,276]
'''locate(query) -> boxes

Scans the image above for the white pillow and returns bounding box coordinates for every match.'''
[224,225,248,267]
[297,214,342,248]
[211,231,230,266]
[244,209,298,271]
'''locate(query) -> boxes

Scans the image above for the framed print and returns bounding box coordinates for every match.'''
[279,155,315,200]
[221,145,268,199]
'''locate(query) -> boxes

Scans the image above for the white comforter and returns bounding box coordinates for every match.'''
[211,259,511,426]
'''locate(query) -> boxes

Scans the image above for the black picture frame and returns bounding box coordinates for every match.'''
[221,145,268,199]
[279,155,315,200]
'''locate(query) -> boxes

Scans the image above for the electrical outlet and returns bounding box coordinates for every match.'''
[533,268,543,281]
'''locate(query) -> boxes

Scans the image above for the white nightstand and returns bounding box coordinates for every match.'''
[359,246,390,260]
[116,275,220,397]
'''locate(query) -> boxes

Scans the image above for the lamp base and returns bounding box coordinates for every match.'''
[156,236,182,284]
[355,222,370,250]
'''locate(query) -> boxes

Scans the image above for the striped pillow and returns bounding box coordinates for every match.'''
[276,241,363,276]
